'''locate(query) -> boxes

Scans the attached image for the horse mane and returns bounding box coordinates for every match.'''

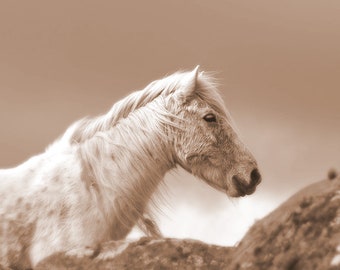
[49,69,233,234]
[64,70,229,144]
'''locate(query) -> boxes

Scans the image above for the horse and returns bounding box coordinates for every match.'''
[0,66,261,268]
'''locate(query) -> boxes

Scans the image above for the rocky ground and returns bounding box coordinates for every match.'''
[231,177,340,270]
[37,174,340,270]
[36,238,232,270]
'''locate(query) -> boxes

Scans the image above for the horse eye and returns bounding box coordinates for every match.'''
[203,113,217,122]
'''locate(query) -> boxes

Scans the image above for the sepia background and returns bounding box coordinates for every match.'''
[0,1,339,245]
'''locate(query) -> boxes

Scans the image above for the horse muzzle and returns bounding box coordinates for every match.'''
[232,168,261,197]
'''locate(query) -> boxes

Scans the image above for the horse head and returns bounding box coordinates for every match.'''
[170,66,261,197]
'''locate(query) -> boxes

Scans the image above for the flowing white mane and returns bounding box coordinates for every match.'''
[47,70,232,236]
[64,70,229,144]
[53,70,228,228]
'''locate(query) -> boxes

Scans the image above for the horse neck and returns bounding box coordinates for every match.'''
[79,101,175,221]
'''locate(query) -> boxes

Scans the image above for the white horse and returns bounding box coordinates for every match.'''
[0,66,261,268]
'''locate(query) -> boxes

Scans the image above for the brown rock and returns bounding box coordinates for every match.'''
[230,179,340,270]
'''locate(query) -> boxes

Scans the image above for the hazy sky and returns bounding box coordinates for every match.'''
[0,1,339,245]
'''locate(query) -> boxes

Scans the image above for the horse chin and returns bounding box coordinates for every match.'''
[228,186,257,198]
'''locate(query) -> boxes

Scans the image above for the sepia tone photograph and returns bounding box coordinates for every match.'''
[0,1,339,269]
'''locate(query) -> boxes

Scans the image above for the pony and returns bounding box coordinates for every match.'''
[0,66,261,268]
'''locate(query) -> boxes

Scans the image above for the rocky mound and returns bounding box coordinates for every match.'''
[36,238,232,269]
[231,178,340,270]
[37,177,340,270]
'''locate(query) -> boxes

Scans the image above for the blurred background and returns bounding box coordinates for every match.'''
[0,0,339,245]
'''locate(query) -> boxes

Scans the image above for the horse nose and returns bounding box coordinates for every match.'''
[232,168,261,196]
[250,168,261,187]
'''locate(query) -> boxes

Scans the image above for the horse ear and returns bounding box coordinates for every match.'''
[177,65,200,100]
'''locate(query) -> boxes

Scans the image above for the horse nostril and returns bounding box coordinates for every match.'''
[232,175,248,195]
[250,169,261,186]
[233,170,261,196]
